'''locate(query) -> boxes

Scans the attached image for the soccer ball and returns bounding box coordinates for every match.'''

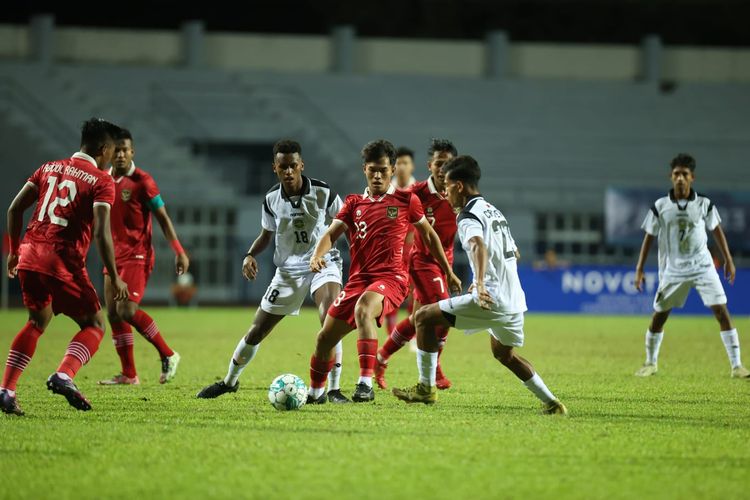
[268,374,308,411]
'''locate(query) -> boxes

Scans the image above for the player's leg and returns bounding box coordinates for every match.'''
[0,296,53,416]
[351,291,387,401]
[635,309,671,376]
[308,315,354,402]
[116,264,178,383]
[312,280,349,403]
[375,297,420,389]
[710,305,748,377]
[489,336,566,415]
[391,303,447,404]
[48,307,107,411]
[99,274,138,385]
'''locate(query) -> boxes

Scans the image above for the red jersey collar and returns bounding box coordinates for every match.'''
[108,162,136,181]
[72,151,98,168]
[363,184,396,201]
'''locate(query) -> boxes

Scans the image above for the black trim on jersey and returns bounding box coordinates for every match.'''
[280,176,311,208]
[668,188,696,203]
[464,194,483,211]
[262,199,275,218]
[707,201,714,213]
[457,211,484,228]
[650,205,659,218]
[309,178,330,189]
[266,184,281,195]
[310,177,338,208]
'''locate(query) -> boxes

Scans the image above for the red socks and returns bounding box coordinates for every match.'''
[310,355,335,389]
[378,318,415,362]
[1,322,43,391]
[130,310,173,358]
[111,321,137,378]
[357,339,378,377]
[57,327,104,378]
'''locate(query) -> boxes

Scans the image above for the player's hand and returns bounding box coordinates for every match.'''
[634,268,646,292]
[175,252,190,275]
[6,254,19,278]
[468,282,476,293]
[724,260,736,285]
[446,271,462,295]
[112,276,129,302]
[475,282,495,310]
[242,255,258,280]
[309,256,326,273]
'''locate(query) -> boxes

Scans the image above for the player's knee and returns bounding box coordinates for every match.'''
[353,301,375,326]
[117,303,137,322]
[493,347,514,366]
[414,307,432,330]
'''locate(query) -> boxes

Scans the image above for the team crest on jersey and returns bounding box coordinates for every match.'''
[293,219,305,229]
[386,206,399,219]
[426,207,433,215]
[356,209,362,218]
[121,189,132,202]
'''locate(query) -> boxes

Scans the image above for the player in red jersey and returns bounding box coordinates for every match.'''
[1,118,129,415]
[375,139,458,390]
[98,129,188,386]
[306,140,461,403]
[383,146,417,335]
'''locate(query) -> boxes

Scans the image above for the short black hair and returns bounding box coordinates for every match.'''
[396,146,414,160]
[443,155,481,188]
[670,153,696,172]
[80,117,120,151]
[361,139,396,165]
[428,138,457,157]
[273,139,302,157]
[115,127,133,143]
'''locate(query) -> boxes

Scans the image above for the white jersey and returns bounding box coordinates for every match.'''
[457,196,527,314]
[641,189,721,280]
[261,176,343,272]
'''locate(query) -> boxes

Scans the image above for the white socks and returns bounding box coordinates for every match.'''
[224,337,259,386]
[523,373,556,403]
[358,376,372,387]
[720,329,742,369]
[417,349,438,387]
[328,341,343,392]
[645,330,664,365]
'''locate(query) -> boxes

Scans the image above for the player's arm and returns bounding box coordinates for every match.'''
[310,220,346,273]
[413,219,461,294]
[5,182,38,278]
[711,225,735,284]
[242,228,274,281]
[634,233,655,292]
[93,204,129,301]
[152,206,189,275]
[467,235,494,310]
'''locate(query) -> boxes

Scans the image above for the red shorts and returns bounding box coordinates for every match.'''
[104,261,151,304]
[411,264,450,305]
[19,269,101,318]
[328,274,409,329]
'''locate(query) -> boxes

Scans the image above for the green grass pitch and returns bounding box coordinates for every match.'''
[1,308,748,499]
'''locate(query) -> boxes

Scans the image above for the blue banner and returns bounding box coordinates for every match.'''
[605,187,750,251]
[518,265,750,315]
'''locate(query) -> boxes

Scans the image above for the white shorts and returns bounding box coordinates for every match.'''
[653,268,727,312]
[260,260,342,316]
[438,293,525,347]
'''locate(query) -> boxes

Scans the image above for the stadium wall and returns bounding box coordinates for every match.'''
[1,24,750,82]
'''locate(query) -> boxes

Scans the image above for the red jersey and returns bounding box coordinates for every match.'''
[335,185,425,282]
[410,177,457,270]
[18,152,115,282]
[110,163,162,264]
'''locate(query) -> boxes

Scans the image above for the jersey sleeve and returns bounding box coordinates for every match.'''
[408,193,425,224]
[327,193,344,221]
[261,197,277,232]
[641,205,660,236]
[457,217,484,245]
[94,176,116,208]
[333,196,354,229]
[27,165,46,189]
[704,200,722,231]
[142,173,165,211]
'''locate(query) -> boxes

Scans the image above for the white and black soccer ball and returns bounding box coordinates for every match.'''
[268,374,308,411]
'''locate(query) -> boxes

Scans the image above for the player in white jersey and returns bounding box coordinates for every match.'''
[392,155,567,414]
[634,153,748,378]
[197,140,351,402]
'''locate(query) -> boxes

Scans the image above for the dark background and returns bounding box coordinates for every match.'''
[3,0,748,46]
